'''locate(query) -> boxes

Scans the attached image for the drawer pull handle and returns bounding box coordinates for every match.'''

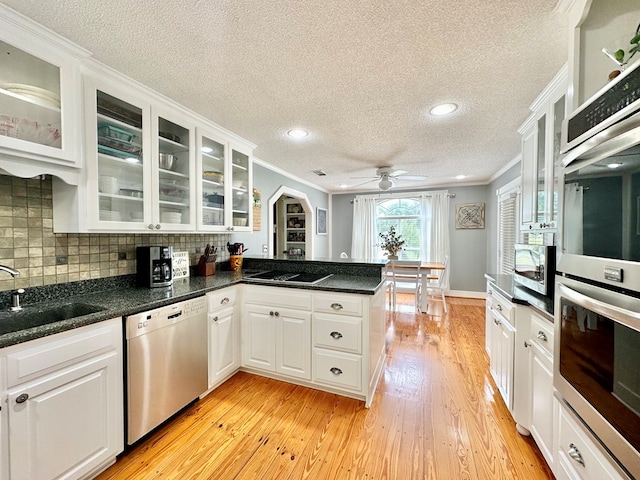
[16,393,29,404]
[496,304,502,311]
[269,311,274,316]
[330,303,343,310]
[537,331,547,342]
[330,367,343,376]
[330,331,343,339]
[212,316,219,322]
[568,443,584,466]
[221,297,230,305]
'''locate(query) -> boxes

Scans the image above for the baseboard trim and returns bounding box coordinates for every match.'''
[447,290,486,299]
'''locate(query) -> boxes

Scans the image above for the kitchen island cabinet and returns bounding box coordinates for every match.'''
[242,286,312,380]
[0,318,123,480]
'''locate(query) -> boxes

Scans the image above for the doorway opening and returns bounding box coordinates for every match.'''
[267,186,314,258]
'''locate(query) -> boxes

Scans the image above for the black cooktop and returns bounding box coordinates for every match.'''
[244,270,332,285]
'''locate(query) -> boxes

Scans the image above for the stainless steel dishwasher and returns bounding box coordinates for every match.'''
[125,296,208,445]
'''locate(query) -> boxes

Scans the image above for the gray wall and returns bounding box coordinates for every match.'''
[485,162,521,273]
[332,184,489,293]
[231,163,330,257]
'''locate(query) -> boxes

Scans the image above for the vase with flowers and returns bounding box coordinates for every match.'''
[378,225,405,260]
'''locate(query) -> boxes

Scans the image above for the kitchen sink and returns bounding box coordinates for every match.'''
[244,270,332,285]
[0,302,106,334]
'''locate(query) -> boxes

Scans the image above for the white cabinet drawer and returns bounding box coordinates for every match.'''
[5,318,121,388]
[530,312,554,356]
[487,288,514,322]
[313,348,361,391]
[557,402,625,480]
[244,285,312,311]
[314,313,362,354]
[314,292,363,317]
[207,287,237,310]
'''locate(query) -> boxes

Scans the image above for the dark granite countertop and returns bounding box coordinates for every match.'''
[484,273,554,319]
[0,261,384,349]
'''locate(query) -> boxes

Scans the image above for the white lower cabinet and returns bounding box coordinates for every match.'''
[1,318,123,480]
[527,312,555,467]
[488,306,515,411]
[555,399,626,480]
[242,286,312,380]
[207,287,239,389]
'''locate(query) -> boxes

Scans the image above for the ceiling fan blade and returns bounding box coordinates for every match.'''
[349,175,379,179]
[388,169,408,177]
[396,174,428,180]
[351,178,378,188]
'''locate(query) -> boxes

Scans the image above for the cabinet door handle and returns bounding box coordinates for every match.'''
[148,224,154,230]
[330,303,343,310]
[537,331,547,342]
[330,367,343,375]
[493,318,501,326]
[155,224,161,230]
[274,311,279,317]
[496,304,502,311]
[16,393,29,404]
[524,340,531,348]
[220,297,230,305]
[568,443,584,467]
[330,331,343,339]
[212,316,218,322]
[269,311,274,316]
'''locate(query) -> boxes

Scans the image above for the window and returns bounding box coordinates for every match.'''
[497,180,520,274]
[376,197,420,260]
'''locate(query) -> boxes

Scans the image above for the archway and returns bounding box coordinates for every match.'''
[267,186,314,258]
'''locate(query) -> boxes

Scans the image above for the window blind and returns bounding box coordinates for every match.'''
[498,193,517,274]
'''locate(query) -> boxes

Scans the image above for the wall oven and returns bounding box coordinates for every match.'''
[557,59,640,479]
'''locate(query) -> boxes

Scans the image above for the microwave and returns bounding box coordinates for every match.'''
[513,244,555,296]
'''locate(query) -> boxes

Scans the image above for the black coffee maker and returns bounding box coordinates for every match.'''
[137,246,173,288]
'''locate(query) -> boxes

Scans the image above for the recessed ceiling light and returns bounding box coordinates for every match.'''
[455,174,467,180]
[338,184,348,189]
[607,162,623,169]
[430,103,458,116]
[288,129,309,138]
[202,147,213,154]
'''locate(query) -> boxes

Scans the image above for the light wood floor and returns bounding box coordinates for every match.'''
[96,295,554,480]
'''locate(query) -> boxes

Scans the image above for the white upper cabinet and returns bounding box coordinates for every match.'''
[0,5,89,184]
[519,65,568,231]
[196,130,253,232]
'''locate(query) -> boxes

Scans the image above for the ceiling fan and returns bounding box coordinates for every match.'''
[350,166,427,191]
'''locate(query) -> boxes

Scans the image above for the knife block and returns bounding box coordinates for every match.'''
[197,256,216,276]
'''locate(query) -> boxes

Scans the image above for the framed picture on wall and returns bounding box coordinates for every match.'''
[317,207,327,235]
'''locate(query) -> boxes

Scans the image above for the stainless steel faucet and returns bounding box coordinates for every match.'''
[0,265,20,277]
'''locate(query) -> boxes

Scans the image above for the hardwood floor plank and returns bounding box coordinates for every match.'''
[95,294,554,480]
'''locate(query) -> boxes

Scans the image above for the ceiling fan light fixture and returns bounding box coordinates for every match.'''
[607,162,623,169]
[288,128,309,138]
[378,176,393,190]
[430,103,458,116]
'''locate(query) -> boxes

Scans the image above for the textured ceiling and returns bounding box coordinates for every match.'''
[5,0,568,192]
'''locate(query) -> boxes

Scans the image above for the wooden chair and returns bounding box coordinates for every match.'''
[386,260,422,311]
[425,256,449,313]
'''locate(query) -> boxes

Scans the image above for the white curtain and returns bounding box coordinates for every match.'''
[564,183,583,255]
[351,196,377,261]
[421,192,450,288]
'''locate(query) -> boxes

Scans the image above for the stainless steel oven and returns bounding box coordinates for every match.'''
[556,60,640,479]
[555,276,640,479]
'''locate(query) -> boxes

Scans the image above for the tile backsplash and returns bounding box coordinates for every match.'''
[0,174,230,292]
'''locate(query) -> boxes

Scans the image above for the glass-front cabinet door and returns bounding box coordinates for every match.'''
[197,129,227,231]
[153,111,195,230]
[0,37,78,165]
[87,84,149,230]
[549,94,565,228]
[535,113,547,224]
[230,146,252,231]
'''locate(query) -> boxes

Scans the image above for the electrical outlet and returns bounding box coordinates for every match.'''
[262,244,268,253]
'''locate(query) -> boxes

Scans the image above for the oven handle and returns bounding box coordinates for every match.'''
[558,283,640,333]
